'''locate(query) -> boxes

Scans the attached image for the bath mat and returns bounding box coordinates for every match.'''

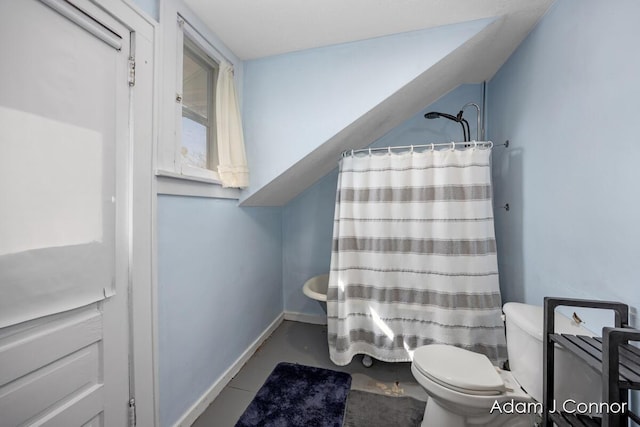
[342,389,425,427]
[235,362,352,427]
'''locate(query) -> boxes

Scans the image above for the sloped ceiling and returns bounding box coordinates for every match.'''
[183,0,554,206]
[184,0,553,61]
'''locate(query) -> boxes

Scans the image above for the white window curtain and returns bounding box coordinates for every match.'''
[216,61,249,188]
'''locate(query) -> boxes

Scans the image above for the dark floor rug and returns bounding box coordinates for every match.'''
[235,362,352,427]
[342,389,425,427]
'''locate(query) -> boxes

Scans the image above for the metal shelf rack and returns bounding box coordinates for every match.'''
[543,297,640,427]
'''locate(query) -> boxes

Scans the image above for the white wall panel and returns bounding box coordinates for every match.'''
[0,306,102,386]
[0,307,103,426]
[0,0,118,328]
[0,1,138,425]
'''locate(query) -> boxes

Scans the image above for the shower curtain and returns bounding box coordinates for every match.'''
[327,146,507,366]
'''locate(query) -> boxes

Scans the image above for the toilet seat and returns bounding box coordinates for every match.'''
[413,344,506,396]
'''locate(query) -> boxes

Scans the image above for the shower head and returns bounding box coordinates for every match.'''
[424,111,459,121]
[424,111,469,142]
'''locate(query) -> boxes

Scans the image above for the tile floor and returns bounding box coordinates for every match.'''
[191,320,427,427]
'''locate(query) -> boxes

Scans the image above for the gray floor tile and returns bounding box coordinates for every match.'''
[192,320,427,425]
[191,387,253,427]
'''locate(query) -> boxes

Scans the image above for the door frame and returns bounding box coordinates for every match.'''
[88,1,160,425]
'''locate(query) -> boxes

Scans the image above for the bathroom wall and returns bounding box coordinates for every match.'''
[242,19,494,204]
[488,0,640,330]
[282,84,484,319]
[155,1,640,423]
[157,196,282,426]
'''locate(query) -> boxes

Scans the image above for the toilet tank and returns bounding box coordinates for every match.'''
[503,302,601,405]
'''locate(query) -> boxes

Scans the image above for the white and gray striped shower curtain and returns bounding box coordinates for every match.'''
[327,146,507,366]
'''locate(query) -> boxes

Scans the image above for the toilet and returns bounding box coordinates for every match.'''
[411,303,602,426]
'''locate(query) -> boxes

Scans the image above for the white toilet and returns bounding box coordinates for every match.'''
[411,303,602,426]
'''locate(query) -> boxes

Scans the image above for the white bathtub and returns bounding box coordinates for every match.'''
[302,274,329,313]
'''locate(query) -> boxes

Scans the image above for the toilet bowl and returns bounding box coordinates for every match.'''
[411,344,534,427]
[411,303,602,426]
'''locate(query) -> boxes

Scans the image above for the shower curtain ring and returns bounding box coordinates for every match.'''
[388,147,392,155]
[368,148,372,156]
[473,140,478,150]
[410,145,414,153]
[489,141,494,149]
[431,143,435,151]
[450,141,456,151]
[350,149,354,157]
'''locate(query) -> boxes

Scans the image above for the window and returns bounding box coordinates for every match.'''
[156,12,247,198]
[180,37,219,176]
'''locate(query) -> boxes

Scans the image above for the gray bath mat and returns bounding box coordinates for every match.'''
[342,389,425,427]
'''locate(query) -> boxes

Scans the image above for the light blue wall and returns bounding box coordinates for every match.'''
[131,0,158,21]
[242,19,493,202]
[282,169,339,317]
[488,0,640,330]
[157,1,639,422]
[157,196,282,427]
[282,84,484,316]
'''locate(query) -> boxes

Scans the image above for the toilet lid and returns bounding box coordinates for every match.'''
[413,344,506,395]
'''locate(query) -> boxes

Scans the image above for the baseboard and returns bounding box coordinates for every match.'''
[284,311,327,325]
[173,312,285,427]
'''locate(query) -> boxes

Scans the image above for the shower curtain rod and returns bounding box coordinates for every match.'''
[342,140,508,158]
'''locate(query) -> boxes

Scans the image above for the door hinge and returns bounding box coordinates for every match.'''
[128,57,136,87]
[128,398,136,427]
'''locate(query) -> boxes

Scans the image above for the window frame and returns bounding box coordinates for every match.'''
[180,37,219,173]
[174,18,221,182]
[156,10,241,199]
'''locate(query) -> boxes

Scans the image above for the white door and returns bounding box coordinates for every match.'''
[0,1,133,425]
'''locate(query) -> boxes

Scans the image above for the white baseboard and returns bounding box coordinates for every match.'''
[284,311,327,325]
[173,312,285,427]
